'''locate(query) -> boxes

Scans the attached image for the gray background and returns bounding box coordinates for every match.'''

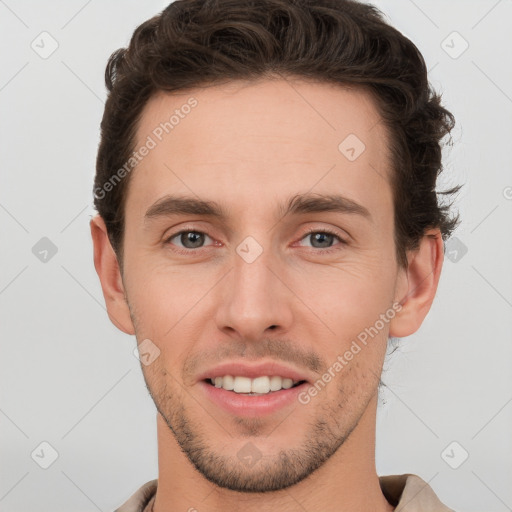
[1,1,511,511]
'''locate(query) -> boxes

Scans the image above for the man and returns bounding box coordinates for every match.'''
[91,0,461,510]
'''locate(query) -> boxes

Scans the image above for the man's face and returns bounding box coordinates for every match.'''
[120,78,404,492]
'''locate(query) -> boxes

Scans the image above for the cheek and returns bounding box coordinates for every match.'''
[290,260,396,389]
[123,255,217,340]
[293,257,395,333]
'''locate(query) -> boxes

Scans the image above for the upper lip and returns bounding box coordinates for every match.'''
[196,360,312,384]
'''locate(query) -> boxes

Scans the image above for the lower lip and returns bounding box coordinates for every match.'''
[199,380,308,417]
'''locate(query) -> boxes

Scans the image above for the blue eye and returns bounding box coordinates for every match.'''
[298,228,347,253]
[165,230,214,251]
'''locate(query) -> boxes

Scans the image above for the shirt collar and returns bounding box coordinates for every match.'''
[115,474,454,512]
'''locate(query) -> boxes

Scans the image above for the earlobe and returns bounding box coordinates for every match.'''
[90,215,135,335]
[389,228,444,338]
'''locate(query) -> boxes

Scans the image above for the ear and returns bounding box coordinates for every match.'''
[389,228,444,338]
[90,215,135,335]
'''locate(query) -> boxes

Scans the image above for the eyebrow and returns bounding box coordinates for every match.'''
[144,192,372,224]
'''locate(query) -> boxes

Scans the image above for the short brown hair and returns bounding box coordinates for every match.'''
[94,0,461,268]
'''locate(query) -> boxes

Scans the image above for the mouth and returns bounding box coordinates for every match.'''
[200,375,310,417]
[204,375,308,395]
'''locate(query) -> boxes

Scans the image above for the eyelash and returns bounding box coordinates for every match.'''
[164,227,347,255]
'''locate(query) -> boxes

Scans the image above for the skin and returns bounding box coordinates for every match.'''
[91,77,444,512]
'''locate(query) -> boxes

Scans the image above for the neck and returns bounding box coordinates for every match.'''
[152,394,394,512]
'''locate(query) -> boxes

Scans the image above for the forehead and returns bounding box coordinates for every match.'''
[136,77,388,153]
[128,77,392,223]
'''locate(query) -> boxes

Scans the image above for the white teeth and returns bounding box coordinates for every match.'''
[209,375,302,394]
[222,375,234,391]
[251,376,270,394]
[269,375,282,391]
[281,378,293,389]
[233,376,252,393]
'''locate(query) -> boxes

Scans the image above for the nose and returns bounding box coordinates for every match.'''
[214,242,294,342]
